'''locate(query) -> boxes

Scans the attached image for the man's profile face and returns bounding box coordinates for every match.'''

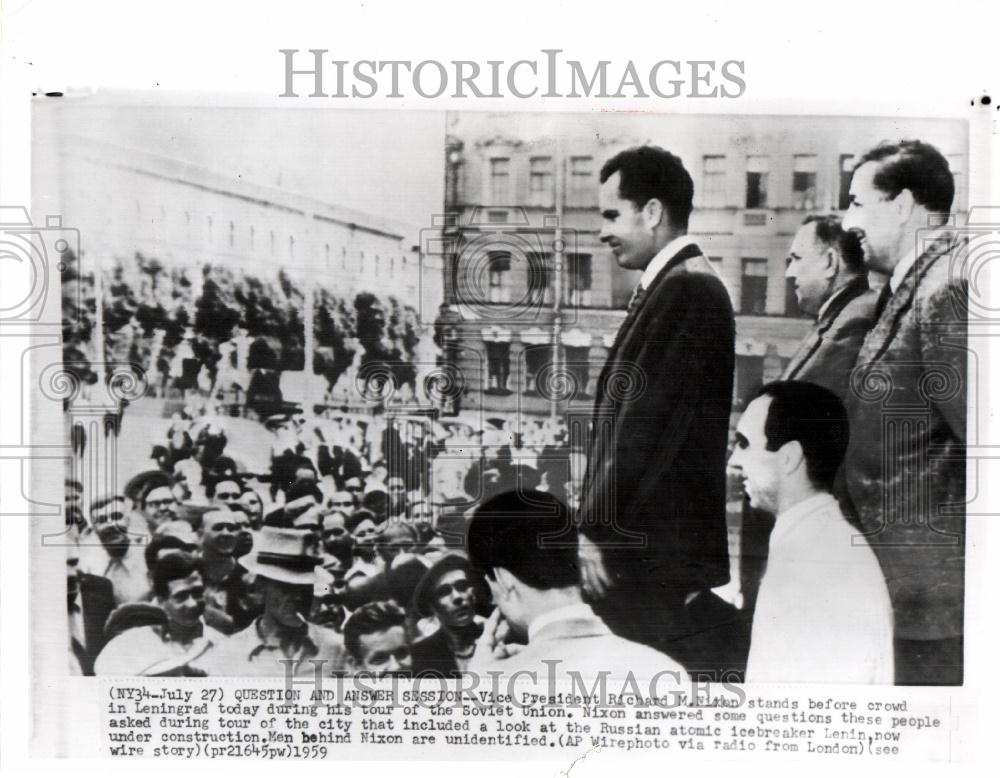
[432,568,476,629]
[160,571,205,630]
[143,486,178,528]
[355,626,412,676]
[598,171,657,271]
[728,396,781,513]
[842,161,901,274]
[785,224,835,316]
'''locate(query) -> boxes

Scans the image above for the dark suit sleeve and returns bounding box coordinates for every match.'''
[581,272,734,589]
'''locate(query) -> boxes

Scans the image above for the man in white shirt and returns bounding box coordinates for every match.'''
[77,494,150,606]
[95,553,227,675]
[467,490,686,684]
[728,381,893,684]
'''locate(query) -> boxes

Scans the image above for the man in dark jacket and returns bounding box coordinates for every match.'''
[577,146,737,676]
[409,554,483,676]
[842,140,967,685]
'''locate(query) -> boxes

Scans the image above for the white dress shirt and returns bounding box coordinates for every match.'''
[638,234,701,291]
[746,493,893,685]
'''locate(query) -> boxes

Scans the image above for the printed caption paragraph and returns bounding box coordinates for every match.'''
[100,680,957,761]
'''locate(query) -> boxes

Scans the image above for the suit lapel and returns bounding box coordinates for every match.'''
[785,276,869,380]
[856,237,955,366]
[595,242,704,411]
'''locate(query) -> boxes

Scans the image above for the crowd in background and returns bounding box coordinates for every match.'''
[66,402,576,677]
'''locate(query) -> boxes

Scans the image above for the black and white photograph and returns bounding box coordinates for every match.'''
[2,0,997,771]
[36,100,971,684]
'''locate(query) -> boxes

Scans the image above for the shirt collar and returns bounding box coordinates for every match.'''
[771,493,838,547]
[527,602,596,643]
[638,234,699,290]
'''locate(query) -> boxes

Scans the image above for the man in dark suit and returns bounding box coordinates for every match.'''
[783,215,878,395]
[576,146,738,677]
[842,140,967,685]
[740,215,879,613]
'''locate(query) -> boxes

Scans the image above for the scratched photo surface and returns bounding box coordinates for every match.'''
[37,97,971,687]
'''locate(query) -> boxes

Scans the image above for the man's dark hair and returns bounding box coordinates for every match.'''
[362,489,388,518]
[150,553,201,601]
[343,601,407,660]
[345,508,378,533]
[855,139,954,214]
[466,490,578,590]
[205,475,243,500]
[801,214,865,274]
[754,380,850,492]
[285,478,322,506]
[599,145,694,229]
[144,534,196,571]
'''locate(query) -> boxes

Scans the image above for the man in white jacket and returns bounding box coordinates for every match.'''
[729,380,893,684]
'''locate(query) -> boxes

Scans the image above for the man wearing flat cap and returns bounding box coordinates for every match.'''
[409,554,483,676]
[206,527,346,676]
[467,490,687,681]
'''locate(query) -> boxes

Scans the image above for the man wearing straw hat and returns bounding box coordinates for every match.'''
[206,527,346,676]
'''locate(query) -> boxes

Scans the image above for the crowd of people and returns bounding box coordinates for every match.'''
[67,138,967,687]
[66,401,580,677]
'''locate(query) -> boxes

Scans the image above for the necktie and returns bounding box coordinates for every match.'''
[874,281,892,320]
[626,284,646,317]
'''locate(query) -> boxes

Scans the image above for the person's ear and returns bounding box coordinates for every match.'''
[493,567,518,601]
[894,189,916,223]
[823,248,838,281]
[778,440,805,477]
[642,198,665,230]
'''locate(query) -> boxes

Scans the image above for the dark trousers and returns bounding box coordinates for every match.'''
[894,636,963,686]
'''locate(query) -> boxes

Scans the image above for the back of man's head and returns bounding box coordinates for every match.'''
[856,139,954,214]
[467,490,578,590]
[599,145,694,230]
[755,380,849,493]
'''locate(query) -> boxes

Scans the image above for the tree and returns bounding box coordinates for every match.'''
[314,288,356,391]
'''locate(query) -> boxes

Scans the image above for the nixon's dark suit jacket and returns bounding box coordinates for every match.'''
[783,275,878,399]
[578,242,735,644]
[845,235,967,643]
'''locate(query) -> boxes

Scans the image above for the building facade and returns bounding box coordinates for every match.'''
[35,119,443,409]
[436,111,968,427]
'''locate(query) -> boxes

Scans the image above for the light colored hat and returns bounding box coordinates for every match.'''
[238,527,322,586]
